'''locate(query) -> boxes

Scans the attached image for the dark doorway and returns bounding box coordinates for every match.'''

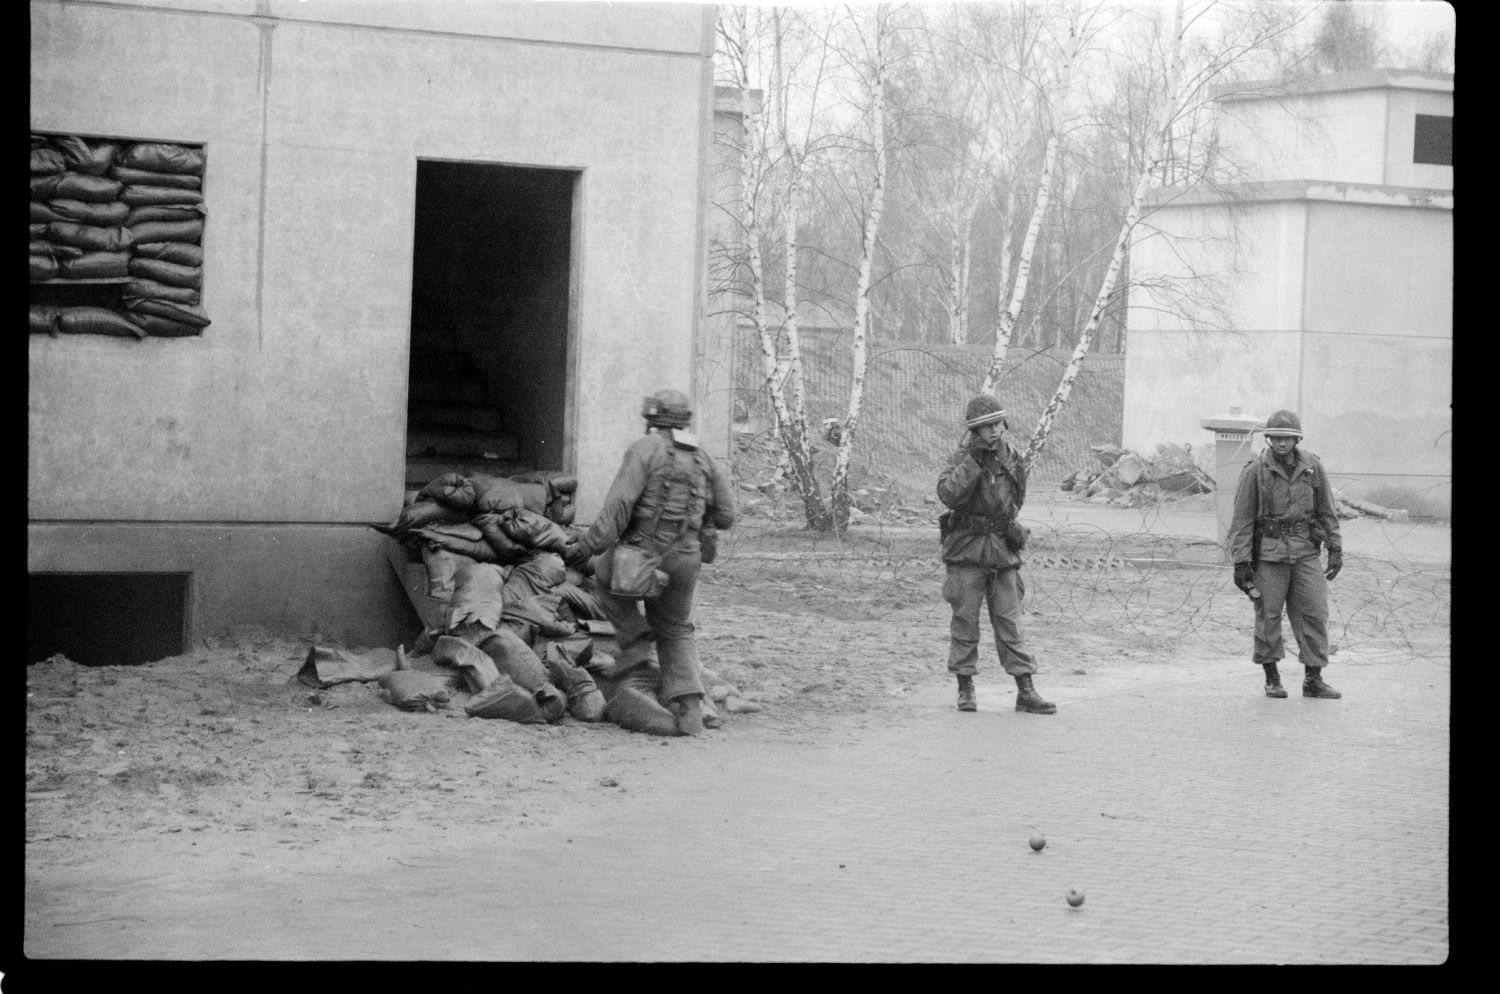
[28,572,190,667]
[407,160,578,489]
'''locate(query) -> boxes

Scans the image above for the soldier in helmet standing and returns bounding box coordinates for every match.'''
[1228,409,1344,700]
[936,394,1056,715]
[563,389,737,735]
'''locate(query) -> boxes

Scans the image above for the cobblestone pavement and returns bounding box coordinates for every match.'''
[23,654,1449,964]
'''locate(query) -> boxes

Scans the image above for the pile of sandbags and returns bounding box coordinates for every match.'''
[30,134,209,339]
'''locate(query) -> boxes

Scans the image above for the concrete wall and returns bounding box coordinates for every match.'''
[29,0,716,646]
[1125,183,1452,518]
[1216,70,1453,189]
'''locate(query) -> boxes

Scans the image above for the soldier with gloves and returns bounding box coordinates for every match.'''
[936,394,1056,715]
[563,389,736,735]
[1228,409,1344,700]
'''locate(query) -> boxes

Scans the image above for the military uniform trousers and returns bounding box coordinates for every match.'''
[592,541,707,703]
[942,563,1038,677]
[1253,556,1331,669]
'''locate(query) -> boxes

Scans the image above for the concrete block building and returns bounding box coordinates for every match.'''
[29,0,722,659]
[1125,69,1452,517]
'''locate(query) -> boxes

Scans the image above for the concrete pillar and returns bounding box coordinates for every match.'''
[1201,407,1264,561]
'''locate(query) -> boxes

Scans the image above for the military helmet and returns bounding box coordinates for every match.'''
[964,394,1008,430]
[642,388,693,428]
[1263,409,1304,439]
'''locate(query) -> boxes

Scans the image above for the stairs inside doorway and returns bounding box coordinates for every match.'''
[405,347,520,491]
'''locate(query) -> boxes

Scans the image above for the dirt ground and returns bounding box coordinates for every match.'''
[23,500,1450,957]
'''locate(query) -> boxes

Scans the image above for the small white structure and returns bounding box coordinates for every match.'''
[1125,69,1452,517]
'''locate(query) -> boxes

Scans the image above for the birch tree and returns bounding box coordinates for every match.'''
[1024,0,1319,467]
[826,2,896,531]
[719,5,833,529]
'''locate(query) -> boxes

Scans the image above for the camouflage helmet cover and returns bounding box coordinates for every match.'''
[964,394,1008,430]
[642,388,693,428]
[1263,409,1304,439]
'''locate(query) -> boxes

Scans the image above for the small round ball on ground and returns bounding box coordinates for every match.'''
[1029,833,1046,851]
[1066,889,1085,908]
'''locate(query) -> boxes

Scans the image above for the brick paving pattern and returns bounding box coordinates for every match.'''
[25,654,1447,963]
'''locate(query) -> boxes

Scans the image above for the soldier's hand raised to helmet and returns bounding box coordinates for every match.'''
[1324,550,1343,581]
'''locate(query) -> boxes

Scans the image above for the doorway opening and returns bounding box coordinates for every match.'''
[407,160,579,490]
[28,572,191,667]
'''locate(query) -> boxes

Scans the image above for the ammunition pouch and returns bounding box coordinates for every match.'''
[1258,518,1309,541]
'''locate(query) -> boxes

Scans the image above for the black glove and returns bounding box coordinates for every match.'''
[1233,562,1255,594]
[562,537,592,570]
[1324,550,1342,581]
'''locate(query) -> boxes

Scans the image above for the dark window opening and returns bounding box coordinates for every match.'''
[407,161,578,489]
[1413,114,1452,166]
[29,572,190,667]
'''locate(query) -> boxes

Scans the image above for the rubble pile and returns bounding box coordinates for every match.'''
[353,470,761,735]
[1061,443,1215,507]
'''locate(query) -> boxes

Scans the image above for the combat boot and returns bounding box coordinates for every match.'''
[1014,674,1057,715]
[1262,663,1288,699]
[1302,667,1342,699]
[956,674,977,712]
[672,694,706,736]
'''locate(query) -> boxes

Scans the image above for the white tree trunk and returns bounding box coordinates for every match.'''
[1025,0,1186,468]
[982,0,1081,395]
[830,6,889,531]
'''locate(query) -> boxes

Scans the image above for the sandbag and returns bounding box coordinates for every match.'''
[30,240,84,259]
[48,198,130,226]
[296,645,399,687]
[446,561,506,633]
[110,166,202,190]
[122,297,212,328]
[125,204,206,226]
[31,147,65,175]
[30,174,63,199]
[121,185,204,207]
[127,255,202,288]
[54,173,124,203]
[125,313,202,338]
[29,255,58,282]
[30,201,66,223]
[30,305,61,337]
[501,592,574,638]
[53,136,119,175]
[547,501,576,527]
[498,507,570,553]
[420,544,467,601]
[379,669,452,713]
[57,306,145,339]
[127,219,204,247]
[502,551,567,602]
[392,496,469,535]
[603,685,681,736]
[477,626,553,690]
[472,511,530,565]
[542,643,607,723]
[124,278,200,305]
[132,241,203,266]
[464,673,546,723]
[29,224,49,239]
[45,221,134,252]
[413,523,498,564]
[556,582,606,622]
[120,142,205,176]
[432,635,502,694]
[472,481,527,516]
[59,251,131,279]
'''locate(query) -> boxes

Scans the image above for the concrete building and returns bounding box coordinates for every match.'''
[29,0,722,660]
[1124,69,1452,518]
